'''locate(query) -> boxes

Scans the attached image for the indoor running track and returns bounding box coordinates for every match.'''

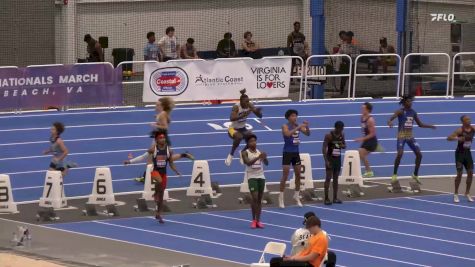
[2,97,475,202]
[45,194,475,267]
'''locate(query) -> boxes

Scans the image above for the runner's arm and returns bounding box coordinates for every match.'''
[447,128,463,141]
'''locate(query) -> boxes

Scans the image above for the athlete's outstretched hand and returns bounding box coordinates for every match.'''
[387,120,394,128]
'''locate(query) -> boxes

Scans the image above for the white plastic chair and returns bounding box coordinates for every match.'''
[250,241,287,267]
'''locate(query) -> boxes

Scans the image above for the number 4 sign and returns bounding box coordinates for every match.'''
[186,160,213,197]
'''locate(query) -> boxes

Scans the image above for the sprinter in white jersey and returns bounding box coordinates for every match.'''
[290,212,336,267]
[225,89,262,166]
[241,134,268,229]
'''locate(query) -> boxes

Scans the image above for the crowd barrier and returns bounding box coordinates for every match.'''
[0,52,473,112]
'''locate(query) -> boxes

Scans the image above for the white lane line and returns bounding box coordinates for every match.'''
[0,135,449,147]
[406,197,475,210]
[94,221,260,253]
[1,98,474,119]
[202,213,429,267]
[205,212,475,261]
[262,209,475,247]
[304,204,475,234]
[356,201,475,222]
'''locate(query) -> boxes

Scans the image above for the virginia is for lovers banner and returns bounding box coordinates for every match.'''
[143,57,292,102]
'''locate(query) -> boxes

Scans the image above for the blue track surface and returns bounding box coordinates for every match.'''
[45,194,475,267]
[1,98,475,202]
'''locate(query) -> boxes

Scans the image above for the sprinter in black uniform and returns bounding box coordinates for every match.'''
[447,115,475,203]
[322,121,346,205]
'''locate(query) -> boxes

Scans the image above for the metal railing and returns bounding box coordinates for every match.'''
[304,54,352,100]
[452,52,475,96]
[264,56,304,101]
[401,53,451,98]
[353,53,401,99]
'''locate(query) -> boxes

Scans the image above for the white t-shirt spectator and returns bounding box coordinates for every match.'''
[158,36,179,59]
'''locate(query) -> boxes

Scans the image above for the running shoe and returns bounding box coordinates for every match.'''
[454,194,460,203]
[155,214,164,224]
[256,221,264,228]
[294,194,303,207]
[412,174,422,185]
[333,199,342,204]
[391,174,398,182]
[278,193,285,209]
[251,220,257,229]
[466,194,473,202]
[225,154,233,166]
[324,199,332,205]
[363,171,374,178]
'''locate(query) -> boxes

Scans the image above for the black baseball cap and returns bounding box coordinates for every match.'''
[303,211,316,225]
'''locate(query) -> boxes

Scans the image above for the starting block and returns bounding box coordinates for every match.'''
[409,182,422,193]
[36,207,59,222]
[87,167,116,206]
[343,184,364,198]
[0,174,18,214]
[339,150,375,197]
[301,189,323,201]
[39,171,67,209]
[193,194,217,209]
[388,180,403,193]
[187,161,218,208]
[388,180,422,194]
[289,153,314,191]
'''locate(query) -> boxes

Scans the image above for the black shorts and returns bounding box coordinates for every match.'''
[49,162,65,172]
[361,137,378,152]
[455,151,474,171]
[282,152,301,166]
[326,156,342,173]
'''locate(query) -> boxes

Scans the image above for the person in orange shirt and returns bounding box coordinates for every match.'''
[271,216,328,267]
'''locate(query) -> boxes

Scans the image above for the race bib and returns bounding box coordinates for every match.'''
[404,117,414,128]
[251,159,262,169]
[463,141,472,149]
[332,148,341,157]
[155,156,167,168]
[292,132,300,144]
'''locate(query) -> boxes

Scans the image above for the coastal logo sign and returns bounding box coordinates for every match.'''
[149,67,189,96]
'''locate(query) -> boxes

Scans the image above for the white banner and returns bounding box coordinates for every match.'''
[143,58,292,102]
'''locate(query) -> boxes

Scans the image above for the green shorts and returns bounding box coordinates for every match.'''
[248,178,265,193]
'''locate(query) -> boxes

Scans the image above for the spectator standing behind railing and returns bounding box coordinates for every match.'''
[371,37,396,80]
[338,31,360,95]
[158,26,179,61]
[217,32,237,58]
[144,31,162,62]
[84,34,104,62]
[287,22,309,75]
[180,38,199,59]
[241,31,261,59]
